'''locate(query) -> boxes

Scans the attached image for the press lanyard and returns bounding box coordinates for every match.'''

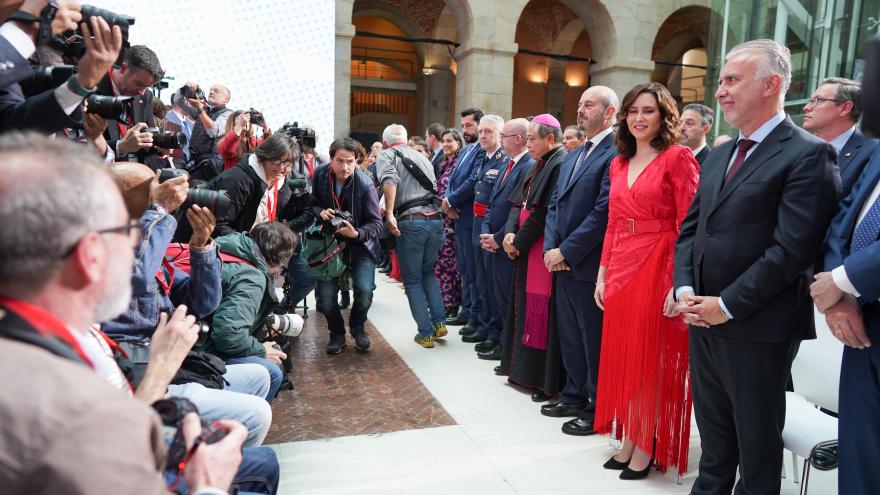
[0,296,94,368]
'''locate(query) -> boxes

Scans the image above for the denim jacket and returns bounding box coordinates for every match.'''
[102,208,222,342]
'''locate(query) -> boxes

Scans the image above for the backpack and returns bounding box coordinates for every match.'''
[165,243,253,274]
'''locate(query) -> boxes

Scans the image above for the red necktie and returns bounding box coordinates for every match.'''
[723,139,756,186]
[502,159,515,182]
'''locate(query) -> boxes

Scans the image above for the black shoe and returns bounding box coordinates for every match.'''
[445,307,460,320]
[474,340,495,352]
[352,330,370,352]
[462,332,487,343]
[603,455,630,470]
[531,390,552,402]
[445,312,469,326]
[478,344,502,360]
[540,402,585,417]
[620,462,652,480]
[340,290,350,310]
[379,265,391,274]
[459,325,478,336]
[325,335,346,355]
[561,418,596,436]
[493,365,506,376]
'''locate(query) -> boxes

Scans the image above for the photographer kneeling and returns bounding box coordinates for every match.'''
[311,138,383,354]
[199,221,299,401]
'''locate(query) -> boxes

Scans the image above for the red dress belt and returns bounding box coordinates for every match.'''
[616,218,676,235]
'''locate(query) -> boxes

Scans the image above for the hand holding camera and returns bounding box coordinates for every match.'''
[187,205,216,250]
[151,168,188,211]
[75,16,122,89]
[184,82,206,112]
[117,123,153,155]
[262,341,288,365]
[16,0,82,38]
[182,414,245,494]
[149,305,201,378]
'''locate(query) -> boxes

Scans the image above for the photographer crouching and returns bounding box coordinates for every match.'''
[310,137,383,354]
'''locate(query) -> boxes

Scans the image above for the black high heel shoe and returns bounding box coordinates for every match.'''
[619,439,656,480]
[603,455,630,470]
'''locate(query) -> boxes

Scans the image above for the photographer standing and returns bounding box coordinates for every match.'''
[186,82,233,169]
[95,45,164,161]
[311,138,383,354]
[376,124,447,348]
[207,133,298,237]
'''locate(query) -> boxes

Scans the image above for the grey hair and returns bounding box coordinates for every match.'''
[530,122,563,142]
[820,77,862,123]
[0,133,119,294]
[505,118,530,137]
[480,115,505,133]
[727,39,792,99]
[683,103,715,127]
[382,124,407,145]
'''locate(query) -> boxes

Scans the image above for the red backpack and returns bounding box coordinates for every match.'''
[165,243,253,274]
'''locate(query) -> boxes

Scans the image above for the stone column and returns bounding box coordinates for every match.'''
[334,0,356,138]
[588,57,655,93]
[419,67,456,130]
[545,62,566,120]
[454,38,518,119]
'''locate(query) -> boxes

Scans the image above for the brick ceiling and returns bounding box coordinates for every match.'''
[376,0,447,37]
[518,0,580,52]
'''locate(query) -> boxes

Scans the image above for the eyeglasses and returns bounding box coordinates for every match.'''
[270,160,293,168]
[500,134,521,139]
[61,220,142,258]
[806,96,844,107]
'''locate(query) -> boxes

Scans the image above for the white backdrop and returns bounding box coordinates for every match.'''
[90,0,336,153]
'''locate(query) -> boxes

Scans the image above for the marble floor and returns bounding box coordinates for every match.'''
[269,276,838,494]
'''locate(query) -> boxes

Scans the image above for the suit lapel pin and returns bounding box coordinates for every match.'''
[844,152,852,157]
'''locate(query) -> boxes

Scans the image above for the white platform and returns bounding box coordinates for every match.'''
[270,276,837,494]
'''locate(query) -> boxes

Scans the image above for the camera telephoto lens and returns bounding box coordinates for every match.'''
[85,94,134,126]
[81,5,135,30]
[150,131,187,150]
[186,189,232,218]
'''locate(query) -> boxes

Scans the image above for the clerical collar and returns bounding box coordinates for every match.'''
[540,146,563,162]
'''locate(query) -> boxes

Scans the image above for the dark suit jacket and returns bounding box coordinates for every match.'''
[0,37,32,89]
[482,153,534,247]
[674,117,841,342]
[544,133,616,281]
[837,129,878,198]
[695,145,711,166]
[445,144,486,228]
[824,151,880,310]
[505,147,566,254]
[430,148,444,177]
[95,75,155,159]
[0,82,82,133]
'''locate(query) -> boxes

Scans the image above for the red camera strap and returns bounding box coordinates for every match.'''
[0,296,93,368]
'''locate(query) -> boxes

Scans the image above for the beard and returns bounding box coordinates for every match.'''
[463,133,477,144]
[93,255,134,324]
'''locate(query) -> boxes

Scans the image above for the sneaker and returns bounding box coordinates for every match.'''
[414,334,435,348]
[325,334,346,355]
[353,330,371,352]
[433,323,448,339]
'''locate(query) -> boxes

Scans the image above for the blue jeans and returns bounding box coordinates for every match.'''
[285,246,316,307]
[226,356,284,403]
[167,363,272,447]
[396,218,446,337]
[316,247,376,336]
[165,446,280,495]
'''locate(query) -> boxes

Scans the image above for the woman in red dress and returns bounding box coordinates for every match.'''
[593,82,699,479]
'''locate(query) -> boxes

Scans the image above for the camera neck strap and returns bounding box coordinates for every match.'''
[328,173,349,211]
[155,258,175,295]
[0,296,94,368]
[266,181,280,221]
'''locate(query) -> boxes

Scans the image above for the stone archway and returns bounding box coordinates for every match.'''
[651,5,714,104]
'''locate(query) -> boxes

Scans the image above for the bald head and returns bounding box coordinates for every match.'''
[110,162,156,218]
[501,118,529,157]
[577,85,619,138]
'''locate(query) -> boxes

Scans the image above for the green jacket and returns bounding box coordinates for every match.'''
[201,232,279,360]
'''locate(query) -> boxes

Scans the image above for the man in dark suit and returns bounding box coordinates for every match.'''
[680,103,714,166]
[442,108,485,332]
[425,122,446,177]
[803,77,876,197]
[478,118,533,361]
[811,148,880,494]
[674,39,840,494]
[540,86,618,435]
[95,44,163,162]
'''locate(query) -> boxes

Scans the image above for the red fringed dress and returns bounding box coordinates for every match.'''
[594,145,699,474]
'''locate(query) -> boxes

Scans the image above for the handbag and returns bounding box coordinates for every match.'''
[301,226,347,281]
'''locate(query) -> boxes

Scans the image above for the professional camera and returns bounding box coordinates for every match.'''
[152,398,227,473]
[86,94,134,125]
[145,128,187,150]
[248,108,266,127]
[180,85,207,108]
[157,168,233,218]
[320,210,355,235]
[19,64,76,97]
[267,313,304,338]
[81,5,135,30]
[278,122,316,149]
[288,176,310,197]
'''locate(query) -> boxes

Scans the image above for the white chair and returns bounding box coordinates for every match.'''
[781,307,844,494]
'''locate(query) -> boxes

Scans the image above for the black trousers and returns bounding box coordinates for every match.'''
[839,303,880,495]
[689,330,797,495]
[554,272,603,419]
